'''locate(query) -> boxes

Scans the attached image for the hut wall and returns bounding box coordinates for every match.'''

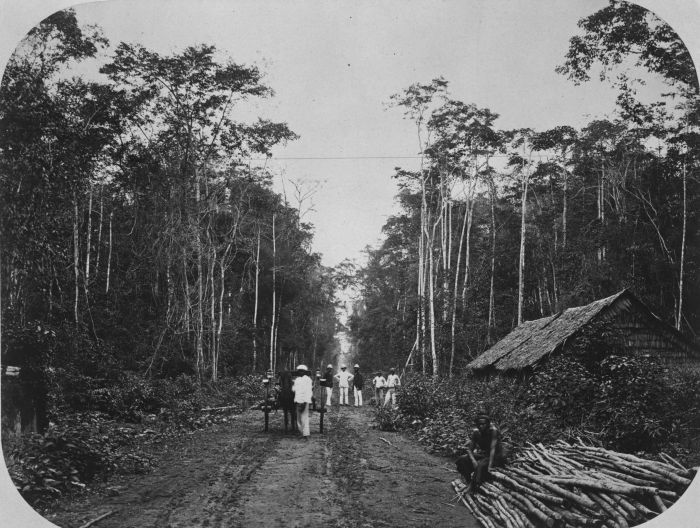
[610,311,699,367]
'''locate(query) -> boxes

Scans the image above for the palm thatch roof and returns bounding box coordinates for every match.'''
[468,289,696,373]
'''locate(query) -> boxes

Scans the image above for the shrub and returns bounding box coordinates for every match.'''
[6,373,267,507]
[374,407,405,431]
[395,374,446,419]
[7,412,151,507]
[526,352,674,451]
[525,355,597,424]
[387,356,700,463]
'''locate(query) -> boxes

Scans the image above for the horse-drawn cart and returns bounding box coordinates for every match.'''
[261,369,327,433]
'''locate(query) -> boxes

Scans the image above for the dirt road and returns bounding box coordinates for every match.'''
[46,405,476,528]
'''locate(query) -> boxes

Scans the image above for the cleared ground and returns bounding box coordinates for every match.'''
[46,405,477,528]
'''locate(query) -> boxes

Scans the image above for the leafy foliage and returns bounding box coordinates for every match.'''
[7,412,151,506]
[556,0,698,92]
[384,356,700,463]
[351,0,699,380]
[5,374,266,507]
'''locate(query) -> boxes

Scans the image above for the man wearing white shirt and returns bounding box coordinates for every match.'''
[372,371,386,406]
[384,367,401,408]
[292,364,313,438]
[334,365,353,406]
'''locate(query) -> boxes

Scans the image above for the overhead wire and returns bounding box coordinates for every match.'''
[240,154,553,161]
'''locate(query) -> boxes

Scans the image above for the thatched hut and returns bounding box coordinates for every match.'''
[467,289,699,374]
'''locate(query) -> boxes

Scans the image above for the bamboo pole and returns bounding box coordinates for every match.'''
[510,470,598,510]
[587,492,628,528]
[544,476,659,497]
[454,441,690,528]
[491,470,567,507]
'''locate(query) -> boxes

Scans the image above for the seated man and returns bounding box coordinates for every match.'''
[455,412,506,492]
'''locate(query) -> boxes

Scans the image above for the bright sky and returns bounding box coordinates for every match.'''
[1,1,699,270]
[3,5,700,526]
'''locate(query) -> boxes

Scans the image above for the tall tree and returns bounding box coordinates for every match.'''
[389,77,447,375]
[101,43,296,379]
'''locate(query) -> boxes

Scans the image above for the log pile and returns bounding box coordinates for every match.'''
[452,440,696,528]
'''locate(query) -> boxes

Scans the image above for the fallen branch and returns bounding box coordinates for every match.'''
[200,405,239,412]
[378,437,396,448]
[659,452,687,472]
[78,510,116,528]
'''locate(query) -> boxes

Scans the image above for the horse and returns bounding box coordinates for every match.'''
[275,370,298,433]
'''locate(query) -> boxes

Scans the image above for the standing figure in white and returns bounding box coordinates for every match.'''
[292,364,313,438]
[384,367,401,408]
[334,365,353,406]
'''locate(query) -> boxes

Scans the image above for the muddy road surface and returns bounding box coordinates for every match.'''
[47,405,477,528]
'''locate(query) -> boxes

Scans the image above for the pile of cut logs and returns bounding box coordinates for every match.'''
[452,440,696,528]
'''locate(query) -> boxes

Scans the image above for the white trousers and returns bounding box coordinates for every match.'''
[375,388,384,406]
[339,387,349,405]
[384,388,396,407]
[296,402,310,436]
[325,387,332,406]
[353,387,363,406]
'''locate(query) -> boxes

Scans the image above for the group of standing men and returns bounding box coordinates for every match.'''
[318,364,401,408]
[320,364,364,406]
[371,368,401,407]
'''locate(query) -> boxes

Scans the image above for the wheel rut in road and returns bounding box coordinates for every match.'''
[48,406,476,528]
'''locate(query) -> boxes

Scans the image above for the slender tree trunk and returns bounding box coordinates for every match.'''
[312,315,319,369]
[269,213,277,371]
[676,161,687,330]
[105,209,113,294]
[96,186,103,276]
[450,202,468,376]
[597,165,606,262]
[209,246,216,380]
[460,200,474,311]
[215,248,229,381]
[418,178,427,374]
[487,179,497,344]
[447,199,452,265]
[194,172,204,380]
[442,194,449,322]
[601,166,606,260]
[48,258,53,315]
[550,258,558,312]
[427,227,438,376]
[182,248,190,334]
[402,292,407,354]
[166,255,172,322]
[562,169,567,249]
[84,184,93,290]
[252,226,260,372]
[517,176,528,326]
[273,292,281,372]
[73,193,80,326]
